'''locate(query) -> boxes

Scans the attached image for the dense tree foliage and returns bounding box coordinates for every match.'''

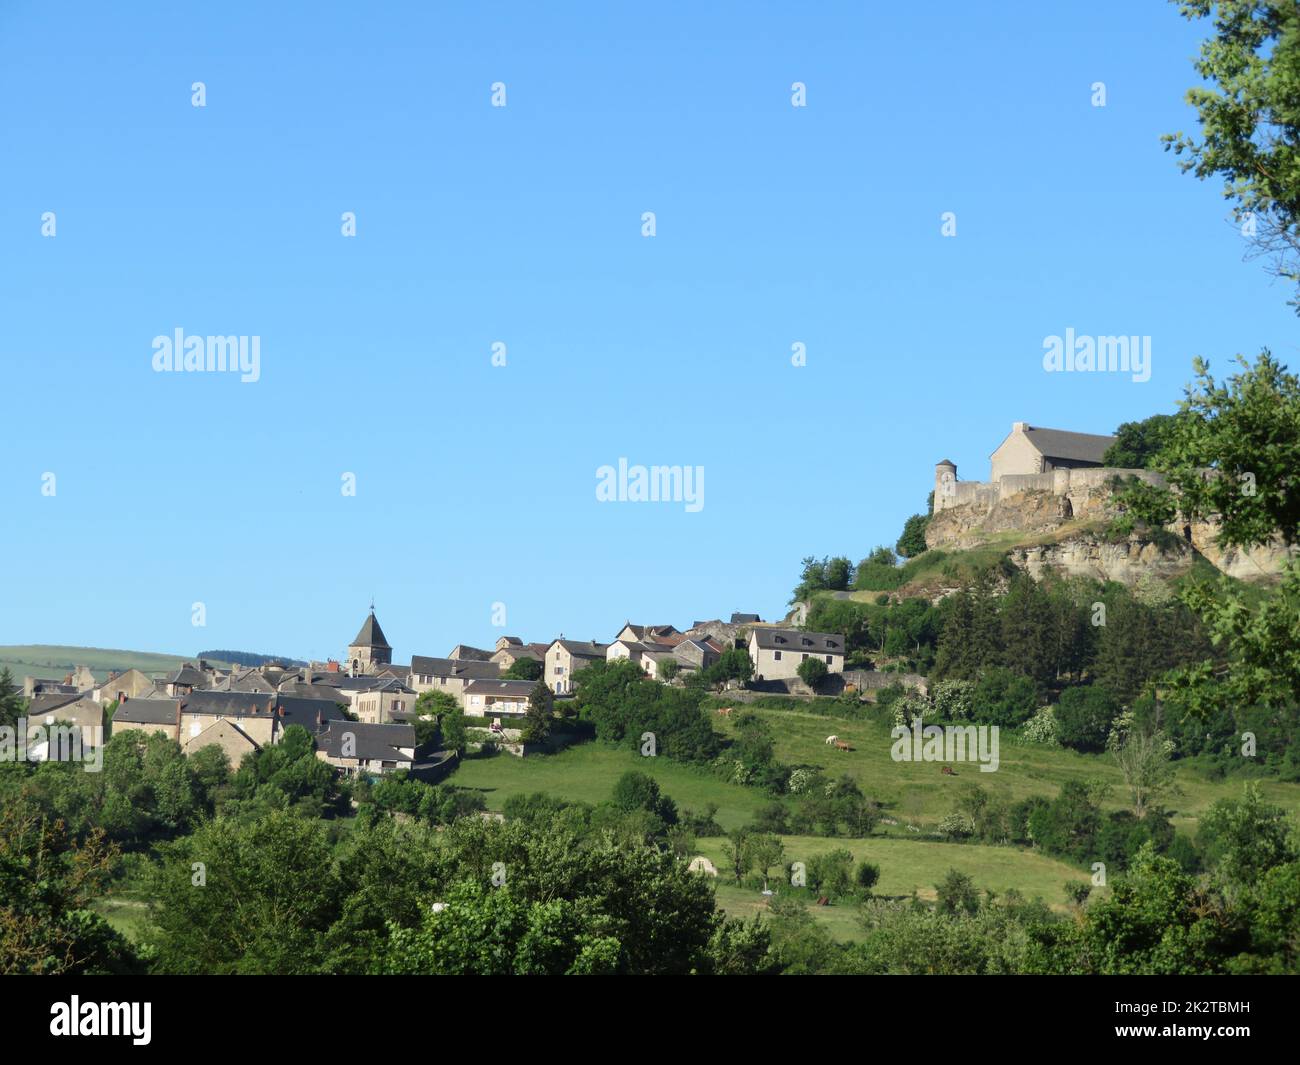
[1165,0,1300,309]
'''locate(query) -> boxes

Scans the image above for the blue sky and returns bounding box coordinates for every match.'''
[1,1,1295,665]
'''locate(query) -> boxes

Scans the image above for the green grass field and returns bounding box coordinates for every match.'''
[451,742,769,830]
[708,701,1300,835]
[92,897,151,943]
[706,834,1088,936]
[445,703,1300,937]
[0,644,233,683]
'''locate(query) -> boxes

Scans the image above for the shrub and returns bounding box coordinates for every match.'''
[1054,685,1121,753]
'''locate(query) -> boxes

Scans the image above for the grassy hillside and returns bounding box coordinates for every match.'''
[0,644,235,682]
[708,700,1300,834]
[446,700,1300,936]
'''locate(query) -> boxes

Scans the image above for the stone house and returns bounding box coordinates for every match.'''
[463,679,535,719]
[671,637,722,673]
[490,637,549,671]
[346,679,418,724]
[988,422,1116,482]
[93,668,156,705]
[25,692,105,746]
[614,623,682,644]
[446,644,493,662]
[545,639,609,695]
[315,721,417,776]
[408,656,501,705]
[748,628,845,682]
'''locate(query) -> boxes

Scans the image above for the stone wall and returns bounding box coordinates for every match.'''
[933,464,1163,516]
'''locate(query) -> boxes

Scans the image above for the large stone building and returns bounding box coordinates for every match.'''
[988,422,1116,482]
[748,627,845,682]
[347,607,392,674]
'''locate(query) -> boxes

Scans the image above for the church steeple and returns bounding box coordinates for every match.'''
[347,606,392,673]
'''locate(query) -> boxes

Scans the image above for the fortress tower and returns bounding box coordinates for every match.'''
[934,459,957,511]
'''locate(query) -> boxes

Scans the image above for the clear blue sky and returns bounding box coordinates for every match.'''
[1,1,1295,664]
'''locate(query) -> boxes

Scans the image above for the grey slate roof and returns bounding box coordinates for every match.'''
[750,628,845,654]
[28,692,90,716]
[410,656,501,680]
[274,696,348,733]
[165,665,207,687]
[730,613,762,624]
[318,721,416,762]
[350,611,391,649]
[447,644,494,662]
[552,640,608,659]
[114,698,182,725]
[1018,425,1116,465]
[182,691,278,717]
[463,679,535,697]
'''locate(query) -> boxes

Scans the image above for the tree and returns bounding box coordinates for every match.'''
[0,801,137,974]
[1102,414,1180,468]
[825,556,854,590]
[807,848,854,899]
[148,810,341,974]
[656,659,679,683]
[1198,783,1298,889]
[722,829,753,884]
[611,771,677,826]
[502,657,543,681]
[1110,719,1176,820]
[1030,844,1235,975]
[1165,1,1300,310]
[435,703,468,756]
[1054,685,1120,753]
[896,513,930,558]
[748,834,785,892]
[855,861,881,895]
[520,680,554,744]
[707,648,754,688]
[796,656,828,690]
[865,545,896,568]
[935,869,981,916]
[971,668,1038,728]
[0,668,24,729]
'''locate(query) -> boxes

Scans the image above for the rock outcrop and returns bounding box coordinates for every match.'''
[927,487,1293,585]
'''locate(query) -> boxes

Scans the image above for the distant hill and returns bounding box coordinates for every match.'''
[197,650,308,668]
[0,645,239,682]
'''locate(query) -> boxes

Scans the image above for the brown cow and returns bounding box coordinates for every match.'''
[941,765,955,775]
[716,706,733,717]
[833,740,853,751]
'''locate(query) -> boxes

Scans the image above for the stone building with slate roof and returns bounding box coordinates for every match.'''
[347,607,392,674]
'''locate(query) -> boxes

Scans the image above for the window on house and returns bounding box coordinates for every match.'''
[801,653,808,661]
[774,651,782,660]
[825,655,833,664]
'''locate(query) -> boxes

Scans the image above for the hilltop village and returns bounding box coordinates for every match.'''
[13,418,1293,779]
[12,606,856,776]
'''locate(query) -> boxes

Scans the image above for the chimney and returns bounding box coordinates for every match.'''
[1013,421,1029,432]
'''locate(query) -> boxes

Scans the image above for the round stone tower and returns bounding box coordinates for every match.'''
[934,459,957,511]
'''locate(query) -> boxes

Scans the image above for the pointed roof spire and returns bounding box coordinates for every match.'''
[351,607,391,649]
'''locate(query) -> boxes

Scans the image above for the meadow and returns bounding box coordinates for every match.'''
[446,697,1300,933]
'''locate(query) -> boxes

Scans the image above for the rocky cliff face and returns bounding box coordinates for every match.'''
[927,488,1292,585]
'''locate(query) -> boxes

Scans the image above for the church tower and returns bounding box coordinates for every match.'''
[347,605,392,674]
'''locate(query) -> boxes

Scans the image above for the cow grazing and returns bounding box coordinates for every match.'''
[833,740,853,751]
[825,735,838,745]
